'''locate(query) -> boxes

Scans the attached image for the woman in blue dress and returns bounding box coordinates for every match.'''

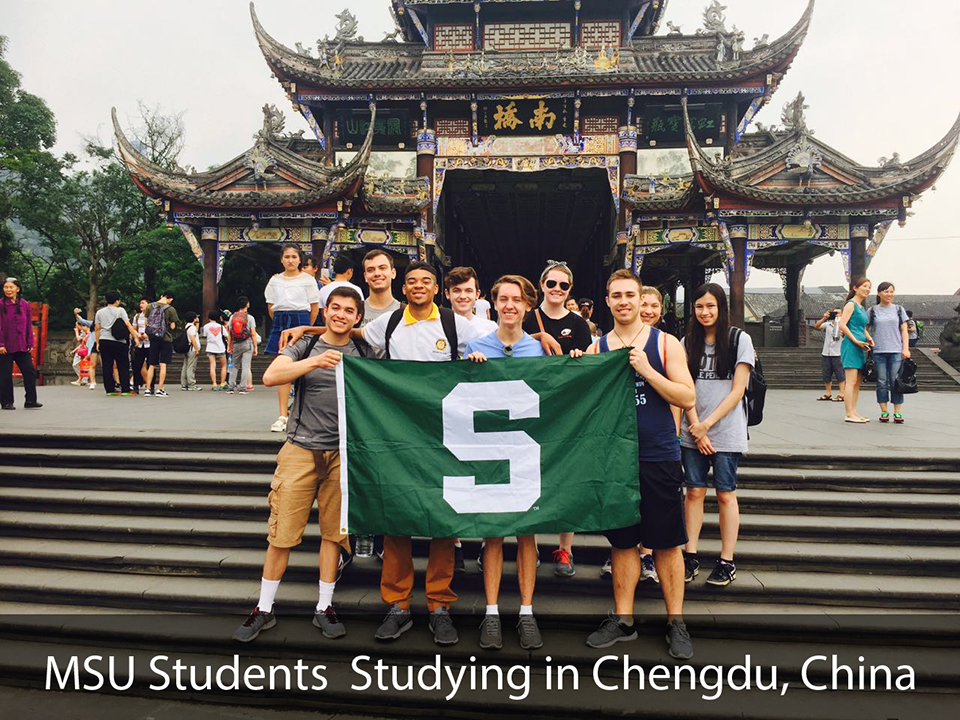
[838,277,874,423]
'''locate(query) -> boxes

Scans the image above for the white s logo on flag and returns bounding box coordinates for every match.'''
[442,381,541,514]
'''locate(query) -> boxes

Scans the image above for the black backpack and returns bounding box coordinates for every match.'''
[729,327,766,427]
[383,304,458,361]
[172,329,190,354]
[110,315,130,342]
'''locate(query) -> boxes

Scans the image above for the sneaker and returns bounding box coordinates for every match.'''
[454,545,465,574]
[553,548,575,578]
[517,614,543,650]
[706,559,736,586]
[479,614,502,650]
[24,402,43,409]
[239,388,250,395]
[429,606,458,646]
[600,556,612,579]
[211,385,220,392]
[89,382,97,390]
[476,541,485,571]
[244,385,254,392]
[313,606,346,639]
[879,411,890,423]
[181,386,189,391]
[666,620,694,659]
[894,413,904,424]
[142,389,152,396]
[375,604,412,641]
[586,612,637,649]
[270,416,288,432]
[232,607,276,642]
[120,392,134,397]
[336,549,353,582]
[684,555,700,583]
[70,380,82,386]
[640,554,660,584]
[106,392,119,396]
[154,389,168,397]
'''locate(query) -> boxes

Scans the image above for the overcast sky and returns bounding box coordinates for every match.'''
[3,0,958,293]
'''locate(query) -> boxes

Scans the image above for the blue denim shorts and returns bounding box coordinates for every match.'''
[681,447,742,492]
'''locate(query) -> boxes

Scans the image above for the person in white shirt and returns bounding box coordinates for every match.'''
[474,291,492,321]
[202,313,228,390]
[444,266,498,337]
[814,309,845,402]
[180,313,202,391]
[264,244,320,432]
[318,255,365,309]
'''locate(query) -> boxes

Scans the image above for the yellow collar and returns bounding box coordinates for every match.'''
[403,303,439,325]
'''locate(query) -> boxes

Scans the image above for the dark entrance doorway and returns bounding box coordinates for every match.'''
[439,168,615,310]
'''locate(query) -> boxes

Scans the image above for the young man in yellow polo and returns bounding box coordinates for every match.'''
[232,286,366,643]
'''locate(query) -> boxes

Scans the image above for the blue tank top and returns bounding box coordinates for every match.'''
[599,327,680,462]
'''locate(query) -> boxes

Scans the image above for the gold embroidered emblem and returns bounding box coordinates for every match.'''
[435,338,448,351]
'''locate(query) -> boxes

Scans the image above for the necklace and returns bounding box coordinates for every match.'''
[613,325,646,349]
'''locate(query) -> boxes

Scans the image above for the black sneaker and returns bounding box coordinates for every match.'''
[706,559,736,586]
[23,402,42,409]
[313,605,346,639]
[336,548,352,582]
[454,545,465,574]
[232,607,276,642]
[429,606,459,646]
[586,612,638,649]
[375,604,412,641]
[517,614,543,650]
[684,555,700,583]
[479,614,502,650]
[666,620,694,659]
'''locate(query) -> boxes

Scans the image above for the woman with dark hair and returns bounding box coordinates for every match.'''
[868,281,910,423]
[264,244,320,432]
[681,283,754,588]
[838,277,874,423]
[0,278,41,409]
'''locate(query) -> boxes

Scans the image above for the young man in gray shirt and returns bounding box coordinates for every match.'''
[233,286,366,643]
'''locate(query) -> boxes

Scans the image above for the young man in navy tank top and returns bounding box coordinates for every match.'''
[585,270,697,660]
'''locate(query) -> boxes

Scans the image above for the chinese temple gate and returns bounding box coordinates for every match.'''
[115,0,957,343]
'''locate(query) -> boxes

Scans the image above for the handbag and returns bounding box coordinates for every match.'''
[862,350,878,383]
[894,357,919,395]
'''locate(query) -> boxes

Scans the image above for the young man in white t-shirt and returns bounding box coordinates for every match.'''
[318,255,365,309]
[444,266,497,336]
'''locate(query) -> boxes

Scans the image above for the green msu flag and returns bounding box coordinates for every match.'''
[335,351,640,538]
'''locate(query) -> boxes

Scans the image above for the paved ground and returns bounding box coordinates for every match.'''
[1,385,957,452]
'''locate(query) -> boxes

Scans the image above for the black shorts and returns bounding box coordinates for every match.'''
[148,340,173,366]
[603,460,687,551]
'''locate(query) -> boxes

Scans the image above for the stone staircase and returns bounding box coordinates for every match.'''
[0,431,958,718]
[757,347,960,391]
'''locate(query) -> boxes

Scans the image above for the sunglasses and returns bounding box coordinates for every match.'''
[545,279,571,291]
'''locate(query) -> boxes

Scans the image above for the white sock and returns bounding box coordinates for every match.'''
[316,580,336,612]
[519,604,533,616]
[258,578,280,613]
[486,604,499,616]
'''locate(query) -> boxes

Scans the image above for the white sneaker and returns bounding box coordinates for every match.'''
[70,380,82,386]
[270,416,288,433]
[89,382,97,390]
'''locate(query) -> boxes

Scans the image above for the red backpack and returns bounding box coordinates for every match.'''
[229,311,251,342]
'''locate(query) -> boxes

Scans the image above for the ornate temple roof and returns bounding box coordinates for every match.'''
[623,92,960,213]
[112,104,376,210]
[251,0,812,91]
[362,175,432,214]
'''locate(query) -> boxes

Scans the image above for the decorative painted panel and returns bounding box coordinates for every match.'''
[580,20,620,50]
[747,223,849,241]
[436,134,618,157]
[436,118,471,137]
[335,227,415,247]
[640,227,719,246]
[583,116,620,134]
[483,22,572,52]
[434,24,473,52]
[219,227,310,244]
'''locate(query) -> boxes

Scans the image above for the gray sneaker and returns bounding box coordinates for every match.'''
[374,604,412,641]
[586,612,638,649]
[640,554,660,584]
[479,614,502,650]
[429,606,459,646]
[517,614,543,650]
[232,607,276,642]
[312,605,346,639]
[666,620,694,659]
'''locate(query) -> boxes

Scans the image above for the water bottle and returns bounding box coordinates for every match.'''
[355,535,375,558]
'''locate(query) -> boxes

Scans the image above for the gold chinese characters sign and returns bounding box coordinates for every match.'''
[480,99,570,136]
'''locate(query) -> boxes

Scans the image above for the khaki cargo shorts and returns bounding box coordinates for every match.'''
[266,442,350,551]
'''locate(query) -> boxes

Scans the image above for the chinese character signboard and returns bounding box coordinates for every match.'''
[337,109,412,146]
[644,103,722,144]
[479,99,571,136]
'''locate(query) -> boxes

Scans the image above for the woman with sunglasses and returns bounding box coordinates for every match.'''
[465,274,544,651]
[522,261,593,579]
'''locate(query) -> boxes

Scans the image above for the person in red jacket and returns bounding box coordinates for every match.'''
[0,278,41,410]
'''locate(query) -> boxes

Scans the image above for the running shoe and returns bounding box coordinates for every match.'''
[517,615,543,650]
[70,380,82,386]
[479,614,502,650]
[105,392,119,397]
[684,555,700,583]
[374,604,412,641]
[640,554,660,584]
[429,606,458,646]
[232,607,276,642]
[894,413,904,424]
[666,620,693,659]
[705,559,736,586]
[154,389,168,397]
[553,548,575,577]
[586,613,637,649]
[313,606,346,639]
[270,416,288,432]
[600,556,612,579]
